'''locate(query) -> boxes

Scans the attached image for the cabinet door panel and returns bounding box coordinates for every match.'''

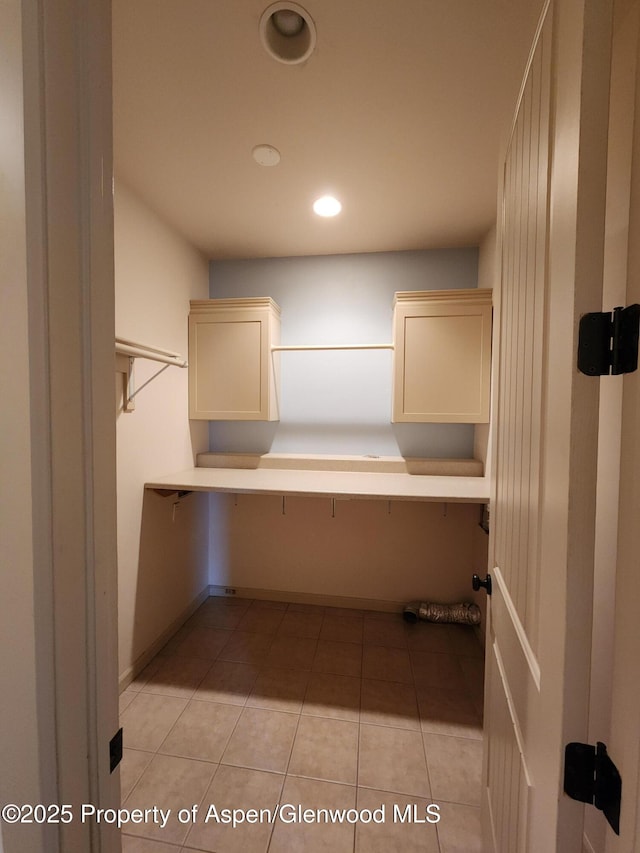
[403,313,485,417]
[194,320,262,414]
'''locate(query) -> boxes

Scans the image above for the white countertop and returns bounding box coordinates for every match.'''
[145,466,490,503]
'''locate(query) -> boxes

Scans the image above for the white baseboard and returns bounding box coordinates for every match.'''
[119,586,210,692]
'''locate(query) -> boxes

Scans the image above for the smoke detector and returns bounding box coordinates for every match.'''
[252,144,281,166]
[260,2,317,65]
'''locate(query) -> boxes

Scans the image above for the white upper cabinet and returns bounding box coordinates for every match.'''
[392,289,492,423]
[189,290,491,425]
[189,298,281,420]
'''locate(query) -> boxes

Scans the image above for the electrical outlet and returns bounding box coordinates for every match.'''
[224,587,236,596]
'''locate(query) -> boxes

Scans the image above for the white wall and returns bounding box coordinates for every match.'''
[209,249,478,457]
[115,181,210,683]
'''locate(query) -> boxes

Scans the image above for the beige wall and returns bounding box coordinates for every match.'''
[210,494,487,609]
[115,181,210,683]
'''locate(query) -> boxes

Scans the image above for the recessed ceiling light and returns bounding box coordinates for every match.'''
[260,2,316,65]
[313,195,342,217]
[252,144,281,166]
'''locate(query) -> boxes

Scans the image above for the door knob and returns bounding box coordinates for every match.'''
[472,573,492,596]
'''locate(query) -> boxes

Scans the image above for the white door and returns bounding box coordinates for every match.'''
[482,0,615,849]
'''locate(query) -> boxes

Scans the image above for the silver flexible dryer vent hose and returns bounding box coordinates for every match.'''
[403,601,481,625]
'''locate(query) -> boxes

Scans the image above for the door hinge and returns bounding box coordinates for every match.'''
[109,727,123,773]
[564,741,621,835]
[578,304,640,376]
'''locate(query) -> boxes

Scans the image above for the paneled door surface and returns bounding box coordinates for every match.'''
[483,0,615,849]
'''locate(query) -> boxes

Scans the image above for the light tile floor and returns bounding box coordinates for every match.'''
[119,597,485,853]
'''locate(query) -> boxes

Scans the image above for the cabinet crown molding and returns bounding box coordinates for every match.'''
[190,297,281,315]
[394,288,492,306]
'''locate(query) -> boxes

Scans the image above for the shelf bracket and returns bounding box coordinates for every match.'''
[115,337,187,413]
[120,356,136,413]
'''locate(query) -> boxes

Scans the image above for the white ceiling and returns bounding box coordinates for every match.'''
[113,0,542,260]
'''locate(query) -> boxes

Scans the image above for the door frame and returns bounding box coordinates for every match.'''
[1,1,120,851]
[583,0,640,849]
[604,1,640,845]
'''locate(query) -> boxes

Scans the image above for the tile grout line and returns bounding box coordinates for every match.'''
[411,623,443,853]
[353,638,364,853]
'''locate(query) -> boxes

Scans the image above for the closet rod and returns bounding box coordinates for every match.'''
[115,337,188,367]
[271,343,394,352]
